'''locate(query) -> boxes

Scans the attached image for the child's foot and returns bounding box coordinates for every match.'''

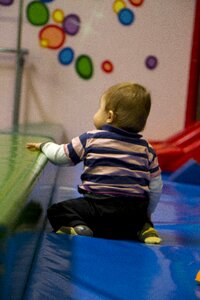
[56,226,78,235]
[137,223,162,244]
[56,225,93,236]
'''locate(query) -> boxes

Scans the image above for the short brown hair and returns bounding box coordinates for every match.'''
[103,82,151,133]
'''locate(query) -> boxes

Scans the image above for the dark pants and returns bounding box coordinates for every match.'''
[47,196,151,240]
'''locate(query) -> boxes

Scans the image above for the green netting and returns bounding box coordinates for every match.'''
[0,133,52,230]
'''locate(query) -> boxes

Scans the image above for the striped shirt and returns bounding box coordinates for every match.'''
[52,125,161,197]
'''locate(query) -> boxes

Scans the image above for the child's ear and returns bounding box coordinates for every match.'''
[106,110,115,124]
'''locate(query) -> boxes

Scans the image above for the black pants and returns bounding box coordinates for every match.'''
[47,196,151,240]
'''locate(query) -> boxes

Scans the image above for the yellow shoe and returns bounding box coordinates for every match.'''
[56,226,78,235]
[137,223,162,244]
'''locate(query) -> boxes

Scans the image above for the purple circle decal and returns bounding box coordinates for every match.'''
[63,14,81,36]
[0,0,14,5]
[145,55,158,70]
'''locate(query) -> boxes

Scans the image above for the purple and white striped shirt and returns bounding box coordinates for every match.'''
[42,125,161,198]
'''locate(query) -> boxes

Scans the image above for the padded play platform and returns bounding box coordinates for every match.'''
[1,127,200,300]
[23,233,200,300]
[2,165,200,300]
[169,159,200,185]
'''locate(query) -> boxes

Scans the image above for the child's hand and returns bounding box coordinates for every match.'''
[26,143,42,151]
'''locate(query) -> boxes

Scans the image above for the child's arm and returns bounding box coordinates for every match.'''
[26,142,73,165]
[148,175,163,216]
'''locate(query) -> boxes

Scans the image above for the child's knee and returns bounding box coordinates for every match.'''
[74,225,93,236]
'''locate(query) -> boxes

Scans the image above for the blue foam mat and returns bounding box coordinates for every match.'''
[23,166,200,300]
[169,159,200,185]
[2,165,200,300]
[23,233,200,300]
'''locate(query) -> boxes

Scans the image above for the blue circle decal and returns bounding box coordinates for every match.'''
[118,8,135,26]
[58,47,74,65]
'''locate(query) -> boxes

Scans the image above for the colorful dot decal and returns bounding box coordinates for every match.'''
[58,47,74,65]
[40,0,54,3]
[27,1,49,26]
[23,0,158,80]
[75,55,93,80]
[101,60,114,73]
[112,0,126,14]
[63,14,81,36]
[39,25,66,49]
[145,55,158,69]
[52,9,65,24]
[118,8,135,26]
[128,0,144,6]
[0,0,13,5]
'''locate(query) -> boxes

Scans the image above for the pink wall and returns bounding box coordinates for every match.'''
[0,0,196,141]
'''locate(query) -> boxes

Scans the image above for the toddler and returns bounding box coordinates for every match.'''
[27,82,163,244]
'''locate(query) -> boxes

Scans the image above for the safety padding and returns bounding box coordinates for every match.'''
[2,160,200,299]
[168,159,200,185]
[21,172,200,300]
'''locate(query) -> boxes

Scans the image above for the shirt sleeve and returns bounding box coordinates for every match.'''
[41,142,74,165]
[41,132,88,165]
[148,144,161,178]
[65,133,88,164]
[148,174,163,215]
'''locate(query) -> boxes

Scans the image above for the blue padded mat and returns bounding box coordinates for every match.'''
[3,164,200,300]
[24,234,200,300]
[21,165,200,300]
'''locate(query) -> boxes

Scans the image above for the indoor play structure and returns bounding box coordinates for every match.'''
[1,1,200,300]
[149,120,200,172]
[0,124,200,299]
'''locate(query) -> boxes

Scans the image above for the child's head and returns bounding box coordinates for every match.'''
[93,82,151,133]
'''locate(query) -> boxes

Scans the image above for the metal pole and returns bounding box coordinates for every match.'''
[13,0,24,130]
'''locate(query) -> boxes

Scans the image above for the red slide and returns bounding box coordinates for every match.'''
[149,121,200,172]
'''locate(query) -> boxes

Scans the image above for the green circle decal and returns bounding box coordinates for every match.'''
[75,55,93,80]
[27,1,49,26]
